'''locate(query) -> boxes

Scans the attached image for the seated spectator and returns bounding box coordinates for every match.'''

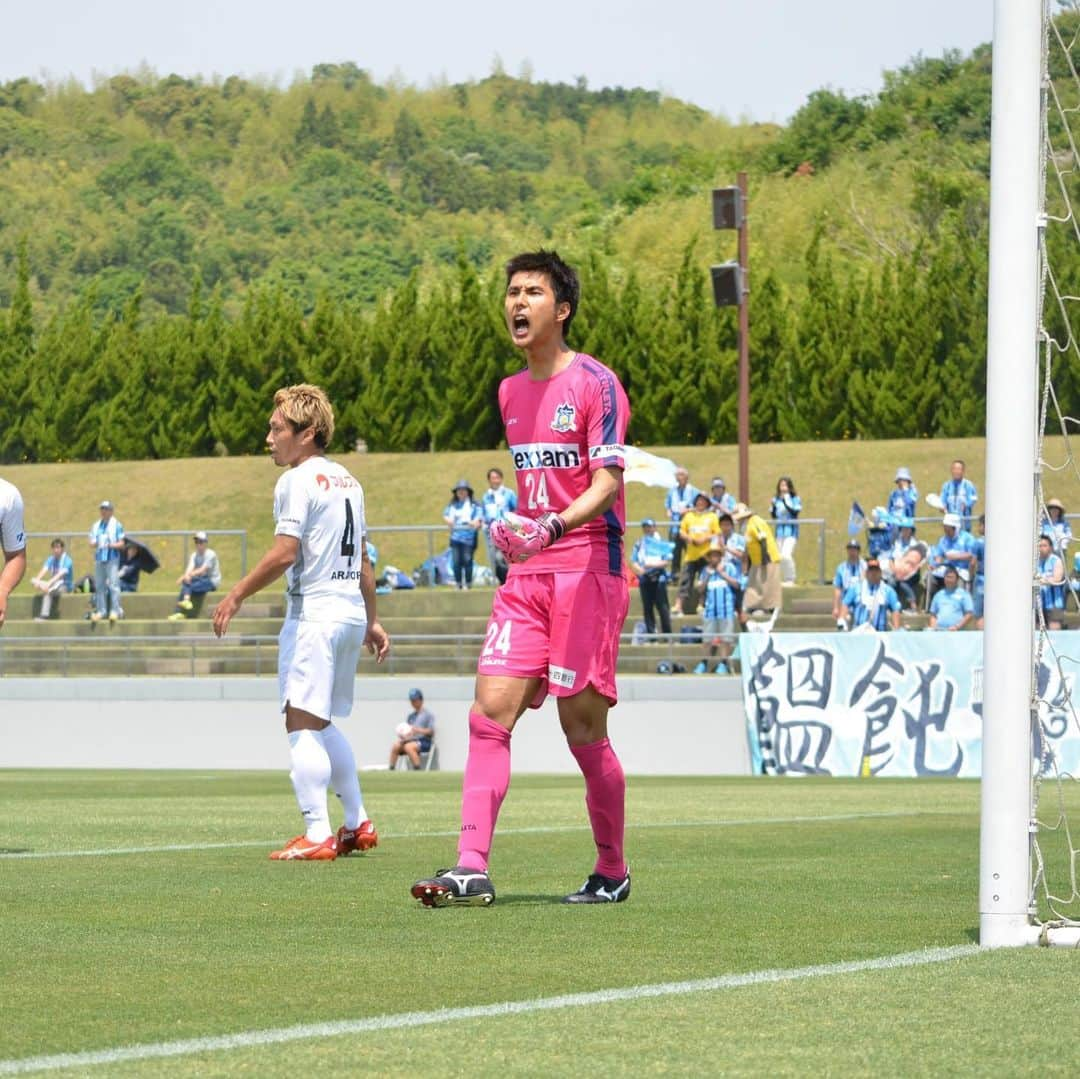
[168,531,222,620]
[443,479,483,591]
[1041,499,1072,555]
[770,476,801,587]
[883,520,925,612]
[1037,533,1067,630]
[481,467,518,586]
[866,508,893,560]
[886,467,919,534]
[389,688,436,770]
[733,502,781,623]
[840,558,901,632]
[941,459,978,530]
[630,519,674,640]
[694,540,741,673]
[678,492,720,617]
[710,477,737,516]
[117,541,143,594]
[927,513,977,605]
[832,540,866,630]
[928,566,974,631]
[31,538,74,621]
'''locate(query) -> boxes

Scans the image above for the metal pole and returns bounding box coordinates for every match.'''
[979,0,1043,948]
[737,171,751,506]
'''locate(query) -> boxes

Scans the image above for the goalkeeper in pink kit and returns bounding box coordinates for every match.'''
[412,250,632,907]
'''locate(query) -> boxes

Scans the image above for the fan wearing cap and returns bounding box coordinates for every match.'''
[939,459,978,530]
[886,467,919,533]
[169,531,222,620]
[710,477,737,517]
[733,502,782,622]
[630,518,674,638]
[832,540,866,629]
[840,559,901,633]
[87,499,125,622]
[927,513,977,606]
[390,689,437,770]
[694,539,742,672]
[1041,498,1073,555]
[443,480,484,591]
[677,492,720,617]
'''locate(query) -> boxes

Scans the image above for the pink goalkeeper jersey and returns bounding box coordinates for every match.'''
[499,352,630,576]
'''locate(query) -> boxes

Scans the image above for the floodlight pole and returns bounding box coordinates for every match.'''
[979,0,1042,948]
[736,172,750,505]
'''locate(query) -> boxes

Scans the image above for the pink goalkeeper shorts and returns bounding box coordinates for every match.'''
[476,571,630,707]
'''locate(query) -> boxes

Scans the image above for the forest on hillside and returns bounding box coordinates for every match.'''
[1,14,1078,461]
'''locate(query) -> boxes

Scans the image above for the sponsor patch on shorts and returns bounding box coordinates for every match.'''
[548,664,577,689]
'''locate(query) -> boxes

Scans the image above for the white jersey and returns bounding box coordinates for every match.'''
[273,456,368,625]
[0,478,26,554]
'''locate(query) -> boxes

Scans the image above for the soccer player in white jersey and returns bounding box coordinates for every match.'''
[213,384,390,860]
[0,477,28,631]
[412,250,633,907]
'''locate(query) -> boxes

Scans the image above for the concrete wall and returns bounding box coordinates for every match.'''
[0,676,751,775]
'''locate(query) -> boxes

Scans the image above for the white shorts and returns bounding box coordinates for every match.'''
[278,618,366,721]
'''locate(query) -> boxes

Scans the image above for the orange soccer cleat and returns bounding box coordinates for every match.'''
[269,834,339,861]
[336,820,378,855]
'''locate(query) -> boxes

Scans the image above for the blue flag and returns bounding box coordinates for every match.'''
[848,501,866,536]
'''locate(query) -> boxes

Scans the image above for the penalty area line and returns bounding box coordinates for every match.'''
[0,811,932,860]
[0,944,980,1075]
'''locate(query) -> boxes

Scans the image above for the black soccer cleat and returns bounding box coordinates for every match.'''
[411,866,496,908]
[562,869,631,904]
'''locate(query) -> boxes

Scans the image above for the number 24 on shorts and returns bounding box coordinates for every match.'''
[482,620,512,656]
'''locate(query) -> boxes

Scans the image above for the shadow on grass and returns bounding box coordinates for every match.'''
[0,848,31,854]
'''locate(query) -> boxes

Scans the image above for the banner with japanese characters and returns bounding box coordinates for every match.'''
[739,632,1080,777]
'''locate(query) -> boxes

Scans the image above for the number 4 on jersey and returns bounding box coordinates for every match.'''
[340,498,356,562]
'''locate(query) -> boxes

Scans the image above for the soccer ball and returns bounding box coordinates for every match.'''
[395,722,413,739]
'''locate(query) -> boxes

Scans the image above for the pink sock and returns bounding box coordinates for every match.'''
[457,711,512,872]
[570,738,627,880]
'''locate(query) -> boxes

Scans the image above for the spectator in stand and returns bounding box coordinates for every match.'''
[694,540,741,674]
[88,499,125,622]
[941,459,978,530]
[733,502,781,623]
[31,538,74,621]
[665,466,699,612]
[481,467,518,586]
[883,519,924,612]
[927,513,977,605]
[972,515,986,629]
[1041,499,1072,556]
[443,479,483,591]
[928,566,974,631]
[840,558,901,632]
[389,688,437,770]
[678,492,720,617]
[1037,533,1067,630]
[169,531,222,620]
[710,477,737,516]
[716,512,745,617]
[630,519,673,641]
[832,540,866,630]
[117,541,144,593]
[886,468,919,536]
[770,476,801,587]
[866,508,893,561]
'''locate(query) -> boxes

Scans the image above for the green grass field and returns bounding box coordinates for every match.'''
[2,771,1077,1076]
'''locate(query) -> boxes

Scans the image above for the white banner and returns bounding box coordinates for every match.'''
[739,632,1080,777]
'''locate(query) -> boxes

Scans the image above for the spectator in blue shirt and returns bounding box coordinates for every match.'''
[886,467,919,533]
[1041,499,1072,556]
[832,540,866,630]
[31,538,74,621]
[928,566,974,631]
[481,467,518,586]
[630,519,674,640]
[770,476,802,587]
[941,459,978,530]
[443,480,483,591]
[710,477,737,516]
[694,541,741,674]
[928,513,977,605]
[971,515,986,628]
[88,499,125,621]
[1037,534,1067,630]
[884,520,925,612]
[866,508,893,560]
[665,466,699,609]
[840,559,901,632]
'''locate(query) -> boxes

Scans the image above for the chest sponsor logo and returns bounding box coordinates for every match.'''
[510,442,582,470]
[550,402,577,433]
[548,664,577,689]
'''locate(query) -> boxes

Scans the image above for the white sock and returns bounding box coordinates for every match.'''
[321,723,367,828]
[287,729,332,842]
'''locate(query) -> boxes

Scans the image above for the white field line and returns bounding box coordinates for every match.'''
[0,810,938,860]
[0,944,981,1076]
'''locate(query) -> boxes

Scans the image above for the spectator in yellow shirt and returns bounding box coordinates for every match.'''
[733,503,781,622]
[677,492,720,617]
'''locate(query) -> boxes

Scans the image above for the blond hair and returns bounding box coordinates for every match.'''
[273,384,335,449]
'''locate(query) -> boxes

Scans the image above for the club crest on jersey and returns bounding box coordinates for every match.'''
[550,402,577,434]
